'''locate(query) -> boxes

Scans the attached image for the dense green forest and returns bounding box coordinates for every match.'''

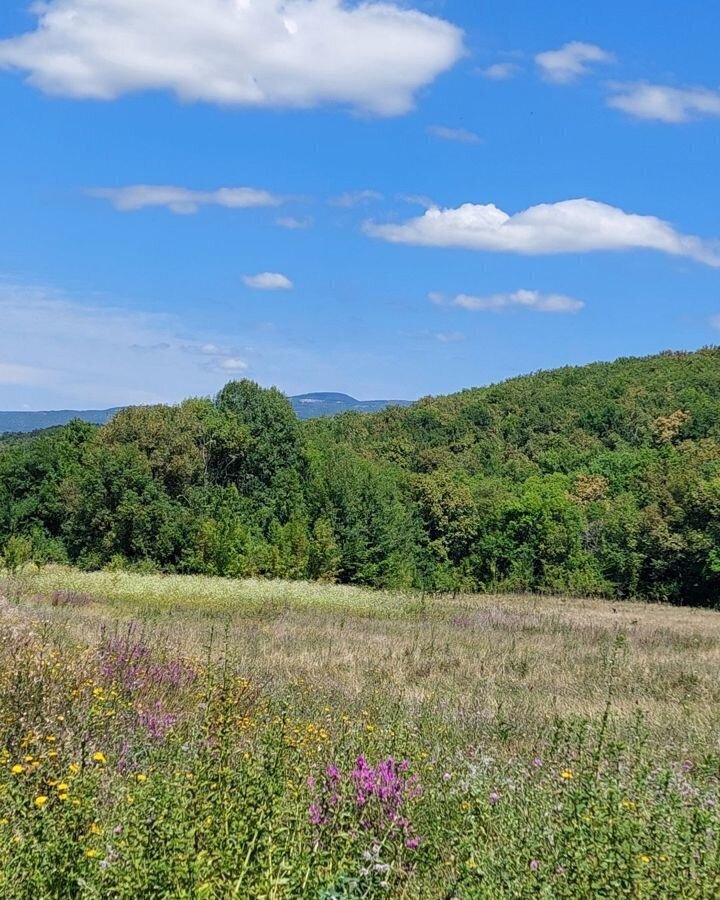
[2,348,719,605]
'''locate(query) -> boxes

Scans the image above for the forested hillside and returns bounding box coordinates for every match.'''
[1,348,719,605]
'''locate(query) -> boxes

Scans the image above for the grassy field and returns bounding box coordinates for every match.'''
[1,567,719,898]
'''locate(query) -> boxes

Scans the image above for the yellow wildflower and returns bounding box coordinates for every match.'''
[89,822,102,835]
[86,850,99,859]
[92,752,106,765]
[135,774,147,782]
[560,770,574,780]
[11,765,24,775]
[56,783,69,793]
[69,763,80,774]
[640,855,651,864]
[34,796,49,808]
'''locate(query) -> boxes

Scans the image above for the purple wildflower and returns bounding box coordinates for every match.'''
[138,702,177,741]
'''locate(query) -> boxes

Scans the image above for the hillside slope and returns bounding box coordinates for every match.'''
[1,349,718,605]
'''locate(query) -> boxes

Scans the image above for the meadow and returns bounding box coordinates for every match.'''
[1,567,719,898]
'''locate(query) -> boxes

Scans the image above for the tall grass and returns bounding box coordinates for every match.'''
[0,569,718,897]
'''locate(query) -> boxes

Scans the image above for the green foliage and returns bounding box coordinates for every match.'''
[1,352,720,603]
[2,534,33,573]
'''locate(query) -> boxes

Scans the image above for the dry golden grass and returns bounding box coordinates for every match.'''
[5,566,720,753]
[2,567,720,897]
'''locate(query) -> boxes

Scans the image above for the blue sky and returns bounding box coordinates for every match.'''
[0,0,719,409]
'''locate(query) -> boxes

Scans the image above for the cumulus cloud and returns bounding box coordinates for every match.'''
[88,185,282,215]
[430,289,583,314]
[0,0,463,116]
[478,62,521,81]
[218,357,249,372]
[365,198,720,266]
[427,125,481,144]
[608,83,720,123]
[536,42,614,83]
[329,190,384,208]
[243,272,293,290]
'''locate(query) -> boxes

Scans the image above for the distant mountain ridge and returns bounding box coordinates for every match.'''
[290,393,411,419]
[0,392,411,434]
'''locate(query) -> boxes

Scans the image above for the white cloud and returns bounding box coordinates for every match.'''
[427,125,481,144]
[88,185,282,215]
[0,0,463,116]
[197,343,231,356]
[536,42,614,84]
[329,190,384,208]
[430,289,583,314]
[219,357,249,372]
[608,83,720,123]
[478,62,521,81]
[397,193,436,209]
[243,272,293,290]
[276,215,313,230]
[365,198,720,267]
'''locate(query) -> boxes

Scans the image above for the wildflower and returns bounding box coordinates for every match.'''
[86,850,100,859]
[640,855,651,864]
[442,772,452,782]
[406,837,420,849]
[56,783,69,793]
[89,823,102,835]
[309,802,325,826]
[34,796,49,808]
[92,752,107,765]
[135,774,147,782]
[11,765,24,775]
[69,763,80,774]
[533,757,543,769]
[530,859,540,872]
[560,770,574,780]
[489,791,500,805]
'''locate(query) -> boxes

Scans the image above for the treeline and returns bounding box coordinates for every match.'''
[1,349,720,605]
